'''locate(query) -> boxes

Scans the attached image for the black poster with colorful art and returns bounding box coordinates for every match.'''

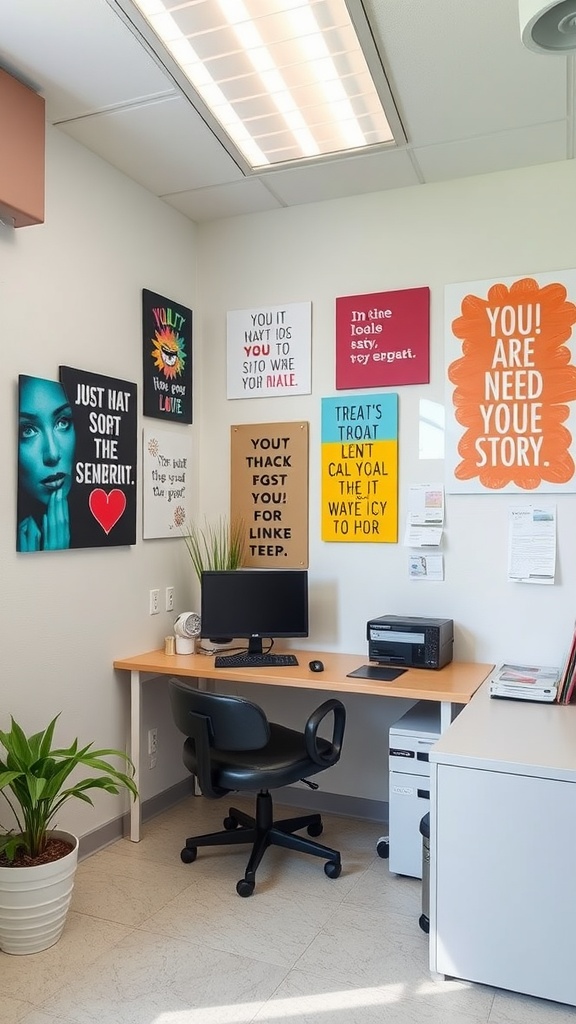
[142,289,193,423]
[60,366,137,547]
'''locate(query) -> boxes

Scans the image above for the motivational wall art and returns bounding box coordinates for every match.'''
[321,394,398,543]
[142,426,192,540]
[59,366,137,546]
[335,287,429,390]
[142,288,193,423]
[227,301,311,399]
[16,368,137,552]
[446,271,576,493]
[230,421,309,567]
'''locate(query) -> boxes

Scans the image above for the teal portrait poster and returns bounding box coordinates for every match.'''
[17,368,137,551]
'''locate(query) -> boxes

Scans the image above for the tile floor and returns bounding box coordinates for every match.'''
[1,797,573,1024]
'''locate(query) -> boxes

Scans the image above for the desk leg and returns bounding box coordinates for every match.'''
[439,701,452,733]
[130,669,142,842]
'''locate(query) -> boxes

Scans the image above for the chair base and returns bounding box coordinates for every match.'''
[181,790,342,896]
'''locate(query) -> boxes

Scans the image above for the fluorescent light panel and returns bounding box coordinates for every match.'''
[130,0,396,168]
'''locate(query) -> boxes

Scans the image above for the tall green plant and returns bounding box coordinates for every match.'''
[183,516,245,582]
[0,715,138,863]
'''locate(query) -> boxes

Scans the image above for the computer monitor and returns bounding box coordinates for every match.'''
[200,569,309,654]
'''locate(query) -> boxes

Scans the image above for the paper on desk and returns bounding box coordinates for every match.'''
[507,505,556,584]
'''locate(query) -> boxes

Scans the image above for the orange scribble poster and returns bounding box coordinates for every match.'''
[445,272,576,492]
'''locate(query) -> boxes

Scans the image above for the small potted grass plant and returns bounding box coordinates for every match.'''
[183,515,245,582]
[0,714,137,955]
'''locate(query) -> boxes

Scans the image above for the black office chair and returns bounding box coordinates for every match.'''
[168,677,346,896]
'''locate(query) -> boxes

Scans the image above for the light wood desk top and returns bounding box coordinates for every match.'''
[114,647,493,704]
[114,647,493,841]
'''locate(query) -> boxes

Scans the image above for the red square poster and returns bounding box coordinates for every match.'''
[336,287,430,390]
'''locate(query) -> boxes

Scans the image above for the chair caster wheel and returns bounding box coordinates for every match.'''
[236,874,255,897]
[223,815,239,830]
[419,914,430,934]
[376,837,390,859]
[324,859,341,879]
[181,846,197,864]
[307,821,323,837]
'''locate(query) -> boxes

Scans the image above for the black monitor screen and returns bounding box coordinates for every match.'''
[200,569,308,654]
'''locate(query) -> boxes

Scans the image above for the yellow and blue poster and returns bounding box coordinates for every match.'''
[321,393,398,542]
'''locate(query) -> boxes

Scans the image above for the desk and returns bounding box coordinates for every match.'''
[113,647,492,842]
[429,681,576,1006]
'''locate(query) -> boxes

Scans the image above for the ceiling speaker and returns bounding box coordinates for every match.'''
[520,0,576,53]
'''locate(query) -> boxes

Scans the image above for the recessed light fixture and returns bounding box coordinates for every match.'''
[110,0,403,170]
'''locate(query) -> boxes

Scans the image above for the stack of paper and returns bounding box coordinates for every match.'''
[489,663,560,703]
[557,623,576,705]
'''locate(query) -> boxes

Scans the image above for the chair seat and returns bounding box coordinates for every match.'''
[183,722,334,790]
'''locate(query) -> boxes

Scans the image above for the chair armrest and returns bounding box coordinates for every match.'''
[304,698,346,766]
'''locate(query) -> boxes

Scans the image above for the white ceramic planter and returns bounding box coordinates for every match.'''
[0,830,79,955]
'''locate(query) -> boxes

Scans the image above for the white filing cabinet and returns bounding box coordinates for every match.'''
[430,684,576,1007]
[388,701,440,878]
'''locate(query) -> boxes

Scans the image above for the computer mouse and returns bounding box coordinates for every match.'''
[309,659,324,673]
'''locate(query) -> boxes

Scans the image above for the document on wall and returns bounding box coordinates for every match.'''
[408,552,444,581]
[507,505,556,584]
[403,483,444,547]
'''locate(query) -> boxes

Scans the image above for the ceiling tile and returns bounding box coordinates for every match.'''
[266,148,420,205]
[59,95,245,194]
[0,0,175,122]
[413,121,569,183]
[163,179,283,222]
[366,0,568,145]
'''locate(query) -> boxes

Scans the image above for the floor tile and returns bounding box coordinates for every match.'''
[0,913,132,1004]
[40,928,288,1024]
[140,882,337,968]
[71,847,193,927]
[489,989,576,1023]
[253,969,495,1024]
[2,797,573,1024]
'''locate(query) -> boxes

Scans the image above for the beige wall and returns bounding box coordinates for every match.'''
[4,125,576,823]
[1,126,199,834]
[195,161,576,801]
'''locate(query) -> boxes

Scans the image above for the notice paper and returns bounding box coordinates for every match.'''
[409,553,444,581]
[507,505,556,584]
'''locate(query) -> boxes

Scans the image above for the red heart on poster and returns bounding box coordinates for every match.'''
[88,489,127,534]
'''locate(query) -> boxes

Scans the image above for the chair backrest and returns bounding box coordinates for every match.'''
[168,677,270,750]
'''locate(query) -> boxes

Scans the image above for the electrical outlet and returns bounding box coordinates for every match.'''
[148,728,158,755]
[149,589,160,615]
[149,755,157,770]
[165,586,174,612]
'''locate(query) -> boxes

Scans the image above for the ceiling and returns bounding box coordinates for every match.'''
[0,0,573,224]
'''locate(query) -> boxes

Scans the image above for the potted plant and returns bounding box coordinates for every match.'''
[0,714,137,955]
[182,515,245,582]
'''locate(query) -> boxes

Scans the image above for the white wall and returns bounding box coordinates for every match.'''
[5,130,576,828]
[196,160,576,802]
[1,127,199,837]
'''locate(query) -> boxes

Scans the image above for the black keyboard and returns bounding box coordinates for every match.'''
[214,653,299,668]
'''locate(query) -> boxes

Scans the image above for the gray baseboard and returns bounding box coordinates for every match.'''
[78,778,195,859]
[78,780,388,860]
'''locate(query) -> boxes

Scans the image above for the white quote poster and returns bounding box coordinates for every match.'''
[142,426,192,539]
[227,300,312,399]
